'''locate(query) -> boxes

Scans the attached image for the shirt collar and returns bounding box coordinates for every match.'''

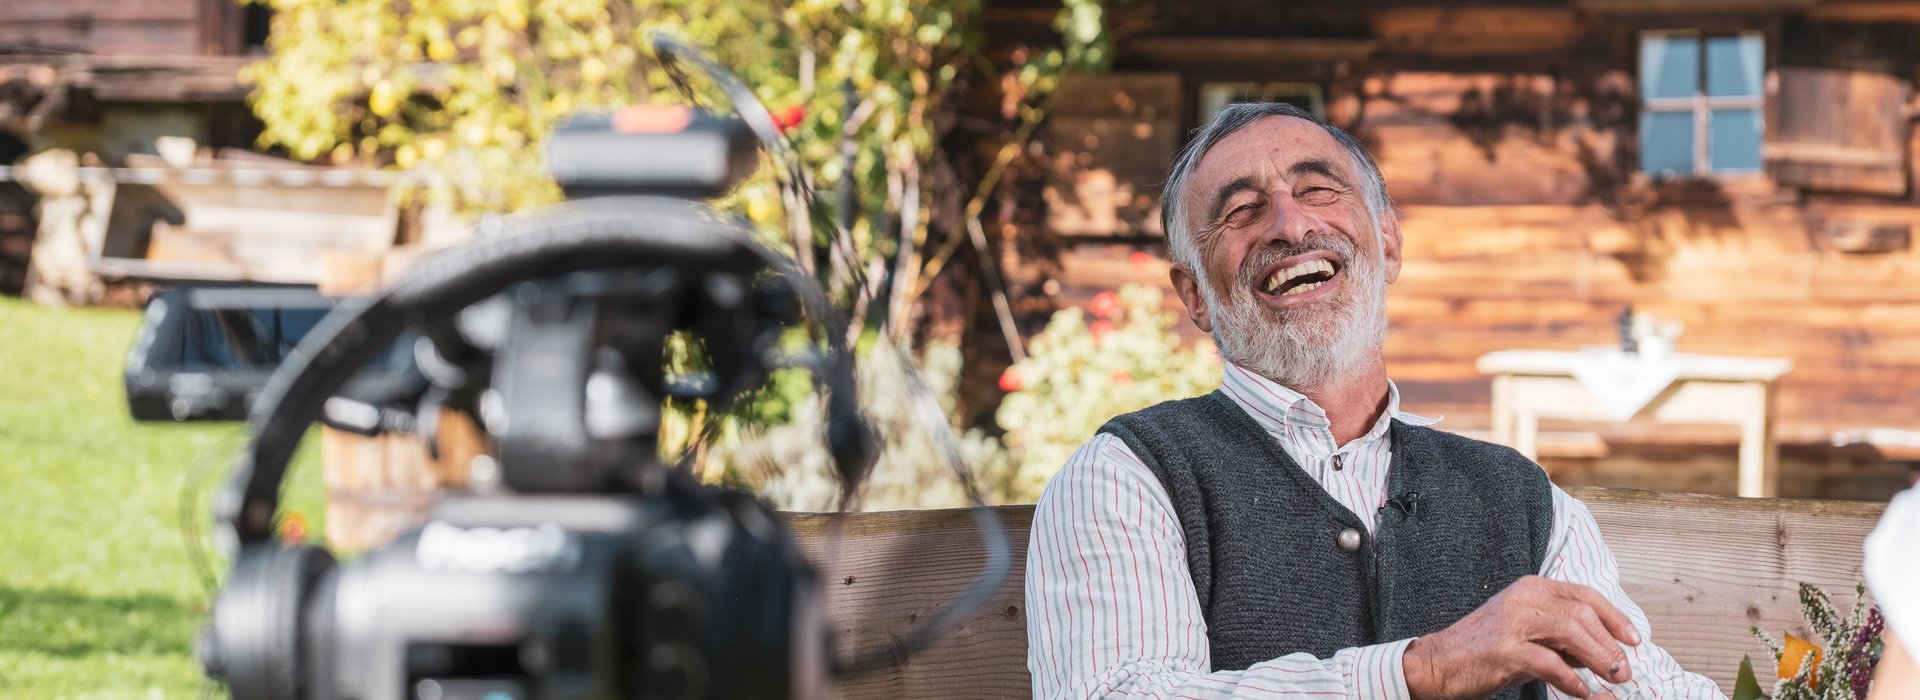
[1218,362,1441,440]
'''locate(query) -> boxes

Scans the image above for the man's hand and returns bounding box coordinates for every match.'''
[1403,575,1643,700]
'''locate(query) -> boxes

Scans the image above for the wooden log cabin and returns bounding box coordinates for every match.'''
[0,0,272,293]
[979,0,1920,501]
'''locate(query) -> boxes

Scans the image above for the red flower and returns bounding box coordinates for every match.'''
[1129,251,1153,268]
[278,511,309,544]
[998,367,1024,392]
[1089,319,1115,342]
[771,105,806,132]
[1110,370,1132,385]
[1089,291,1120,319]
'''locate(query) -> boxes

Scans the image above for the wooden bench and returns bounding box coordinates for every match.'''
[788,487,1885,698]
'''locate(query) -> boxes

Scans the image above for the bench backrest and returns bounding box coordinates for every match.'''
[787,487,1885,698]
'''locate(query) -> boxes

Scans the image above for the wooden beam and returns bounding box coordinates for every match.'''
[1574,0,1816,13]
[1808,1,1920,23]
[0,55,253,102]
[1121,37,1379,67]
[785,488,1885,698]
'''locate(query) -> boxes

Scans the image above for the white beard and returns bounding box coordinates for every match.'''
[1196,229,1390,393]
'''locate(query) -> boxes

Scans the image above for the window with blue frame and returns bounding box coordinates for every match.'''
[1639,32,1765,177]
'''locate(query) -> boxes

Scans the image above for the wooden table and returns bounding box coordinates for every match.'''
[1476,350,1793,497]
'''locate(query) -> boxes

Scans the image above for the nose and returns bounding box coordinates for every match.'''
[1258,187,1316,248]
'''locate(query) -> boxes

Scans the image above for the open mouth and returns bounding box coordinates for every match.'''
[1260,258,1341,298]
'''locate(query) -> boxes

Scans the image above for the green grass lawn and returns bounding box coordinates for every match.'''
[0,296,326,698]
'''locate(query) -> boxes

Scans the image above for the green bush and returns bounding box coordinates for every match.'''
[700,340,1010,511]
[994,285,1220,499]
[689,285,1218,510]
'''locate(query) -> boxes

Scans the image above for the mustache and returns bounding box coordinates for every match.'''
[1233,232,1359,288]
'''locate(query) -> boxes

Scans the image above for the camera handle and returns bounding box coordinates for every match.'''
[216,196,783,545]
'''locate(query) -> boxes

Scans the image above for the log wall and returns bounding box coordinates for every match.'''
[0,0,205,56]
[995,1,1920,498]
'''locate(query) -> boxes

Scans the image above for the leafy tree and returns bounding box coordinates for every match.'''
[246,0,1114,505]
[245,0,1110,320]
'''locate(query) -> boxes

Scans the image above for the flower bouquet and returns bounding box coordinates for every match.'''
[1734,583,1884,700]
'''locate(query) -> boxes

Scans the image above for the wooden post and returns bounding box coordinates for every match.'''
[1737,381,1780,498]
[316,247,488,550]
[1490,373,1516,447]
[1514,408,1541,463]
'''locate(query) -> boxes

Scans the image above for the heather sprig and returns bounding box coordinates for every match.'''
[1738,583,1882,700]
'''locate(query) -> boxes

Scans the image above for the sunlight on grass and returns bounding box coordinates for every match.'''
[0,296,328,697]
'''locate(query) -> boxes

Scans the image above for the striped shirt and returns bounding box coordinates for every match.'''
[1025,362,1726,699]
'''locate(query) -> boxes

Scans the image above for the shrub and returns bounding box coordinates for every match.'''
[993,284,1219,500]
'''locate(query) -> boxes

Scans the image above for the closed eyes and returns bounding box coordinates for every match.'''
[1223,202,1263,227]
[1296,186,1341,205]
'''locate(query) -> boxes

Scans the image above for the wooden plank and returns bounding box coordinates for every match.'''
[2,23,202,56]
[1042,117,1176,237]
[784,489,1884,698]
[321,407,483,552]
[1047,73,1182,120]
[1809,1,1920,22]
[1043,73,1183,238]
[1571,488,1882,689]
[1575,0,1816,12]
[0,0,199,22]
[1768,67,1910,197]
[1121,37,1378,67]
[1370,8,1585,57]
[788,507,1034,700]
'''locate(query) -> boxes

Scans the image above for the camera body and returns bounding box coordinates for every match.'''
[206,490,819,700]
[187,106,836,699]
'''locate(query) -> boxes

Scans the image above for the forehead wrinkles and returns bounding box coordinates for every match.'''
[1192,127,1342,201]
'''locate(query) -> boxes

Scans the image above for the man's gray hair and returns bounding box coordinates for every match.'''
[1159,102,1393,271]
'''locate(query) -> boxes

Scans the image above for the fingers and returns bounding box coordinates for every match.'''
[1523,644,1592,698]
[1551,579,1642,646]
[1558,605,1633,684]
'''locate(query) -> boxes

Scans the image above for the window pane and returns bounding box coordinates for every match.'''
[1709,108,1762,171]
[1707,35,1764,97]
[1641,111,1696,174]
[1641,35,1700,99]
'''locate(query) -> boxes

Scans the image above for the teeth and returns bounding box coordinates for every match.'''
[1282,281,1322,296]
[1264,259,1336,293]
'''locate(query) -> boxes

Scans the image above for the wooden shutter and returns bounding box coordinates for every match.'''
[1041,73,1180,237]
[1766,66,1911,196]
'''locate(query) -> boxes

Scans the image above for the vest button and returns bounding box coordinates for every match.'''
[1337,528,1362,552]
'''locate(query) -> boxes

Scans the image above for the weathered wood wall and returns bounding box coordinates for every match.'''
[0,0,200,55]
[788,487,1885,698]
[989,0,1920,498]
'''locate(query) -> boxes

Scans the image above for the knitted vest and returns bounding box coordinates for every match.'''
[1099,391,1553,699]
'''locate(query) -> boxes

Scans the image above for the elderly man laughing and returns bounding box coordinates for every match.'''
[1024,103,1725,700]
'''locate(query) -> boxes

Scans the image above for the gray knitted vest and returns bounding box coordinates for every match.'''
[1099,391,1553,699]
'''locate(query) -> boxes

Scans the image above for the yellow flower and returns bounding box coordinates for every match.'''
[1778,632,1823,688]
[369,81,398,118]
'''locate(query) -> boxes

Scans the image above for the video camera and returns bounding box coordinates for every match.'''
[124,37,1006,699]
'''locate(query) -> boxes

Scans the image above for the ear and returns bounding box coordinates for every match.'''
[1378,209,1404,284]
[1169,263,1214,333]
